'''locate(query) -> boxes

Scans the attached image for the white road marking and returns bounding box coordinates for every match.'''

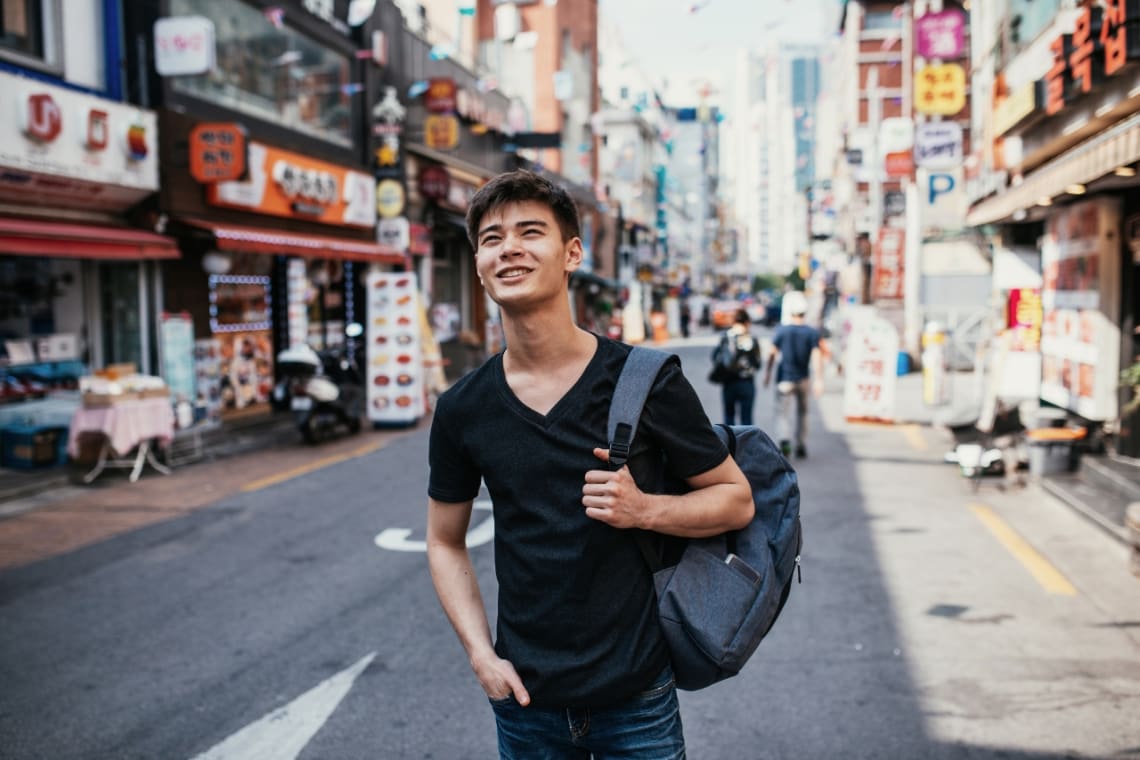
[189,652,376,760]
[374,500,493,552]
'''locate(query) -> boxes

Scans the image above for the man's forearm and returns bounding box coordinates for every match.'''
[639,458,754,538]
[427,541,496,663]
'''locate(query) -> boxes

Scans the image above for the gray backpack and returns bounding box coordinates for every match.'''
[608,346,803,691]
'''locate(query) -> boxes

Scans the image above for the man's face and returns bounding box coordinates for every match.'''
[474,200,582,310]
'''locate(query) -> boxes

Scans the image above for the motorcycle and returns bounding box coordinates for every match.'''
[275,323,365,444]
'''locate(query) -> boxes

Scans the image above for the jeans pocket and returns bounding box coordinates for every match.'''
[488,693,514,708]
[635,666,677,701]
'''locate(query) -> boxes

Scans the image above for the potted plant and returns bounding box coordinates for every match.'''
[1119,360,1140,458]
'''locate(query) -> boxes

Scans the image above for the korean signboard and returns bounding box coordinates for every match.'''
[915,8,965,60]
[189,122,247,183]
[914,121,963,169]
[1044,0,1140,115]
[208,141,376,227]
[843,308,899,423]
[915,63,966,116]
[154,16,216,76]
[873,227,905,301]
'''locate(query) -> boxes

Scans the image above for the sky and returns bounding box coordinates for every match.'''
[598,0,840,108]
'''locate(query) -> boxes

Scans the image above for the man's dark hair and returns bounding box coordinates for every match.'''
[466,170,581,249]
[734,308,751,326]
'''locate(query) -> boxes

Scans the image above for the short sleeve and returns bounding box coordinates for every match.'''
[640,357,728,480]
[427,398,482,503]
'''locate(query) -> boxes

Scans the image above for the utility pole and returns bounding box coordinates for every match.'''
[867,65,882,302]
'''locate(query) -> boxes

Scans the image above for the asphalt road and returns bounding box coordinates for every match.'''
[1,335,1138,759]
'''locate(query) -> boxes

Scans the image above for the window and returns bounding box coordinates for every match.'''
[863,10,902,31]
[170,0,353,148]
[0,0,61,71]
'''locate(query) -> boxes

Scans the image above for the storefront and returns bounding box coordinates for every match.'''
[967,5,1140,454]
[158,115,404,425]
[0,71,172,447]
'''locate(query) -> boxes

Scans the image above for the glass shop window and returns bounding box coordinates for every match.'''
[170,0,353,148]
[0,0,61,72]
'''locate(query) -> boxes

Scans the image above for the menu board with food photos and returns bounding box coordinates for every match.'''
[366,270,425,425]
[1039,198,1121,421]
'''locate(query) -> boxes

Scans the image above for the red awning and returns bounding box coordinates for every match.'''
[0,218,180,260]
[180,217,407,265]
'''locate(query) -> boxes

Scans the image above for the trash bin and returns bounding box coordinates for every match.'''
[1026,427,1085,476]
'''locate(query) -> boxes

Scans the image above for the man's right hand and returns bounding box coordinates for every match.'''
[473,651,531,706]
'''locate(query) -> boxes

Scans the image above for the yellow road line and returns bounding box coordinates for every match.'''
[901,424,928,451]
[968,503,1077,596]
[241,441,384,492]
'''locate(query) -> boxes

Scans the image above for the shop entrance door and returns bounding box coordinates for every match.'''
[100,263,141,370]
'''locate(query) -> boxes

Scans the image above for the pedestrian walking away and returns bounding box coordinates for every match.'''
[763,291,824,459]
[425,170,754,759]
[712,309,762,426]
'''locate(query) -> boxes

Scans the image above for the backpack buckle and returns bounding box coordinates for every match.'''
[609,422,632,468]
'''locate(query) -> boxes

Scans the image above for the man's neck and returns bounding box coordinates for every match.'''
[501,309,594,372]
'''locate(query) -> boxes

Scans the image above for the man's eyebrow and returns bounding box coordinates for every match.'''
[478,223,503,239]
[478,219,549,238]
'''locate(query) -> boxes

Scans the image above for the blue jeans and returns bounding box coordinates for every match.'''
[489,666,685,759]
[721,378,756,426]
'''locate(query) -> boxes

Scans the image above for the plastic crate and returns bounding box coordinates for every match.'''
[1,425,67,470]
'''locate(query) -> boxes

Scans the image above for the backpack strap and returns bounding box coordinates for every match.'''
[608,346,673,573]
[607,346,672,469]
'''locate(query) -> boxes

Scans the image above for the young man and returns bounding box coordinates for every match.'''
[426,170,754,758]
[763,291,824,459]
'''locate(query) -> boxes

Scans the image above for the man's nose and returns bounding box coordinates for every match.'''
[501,232,524,255]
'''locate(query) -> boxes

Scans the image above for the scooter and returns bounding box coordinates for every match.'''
[940,403,1027,488]
[275,324,365,444]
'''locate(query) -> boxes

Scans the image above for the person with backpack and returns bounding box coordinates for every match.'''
[764,291,824,458]
[712,308,762,426]
[426,170,754,759]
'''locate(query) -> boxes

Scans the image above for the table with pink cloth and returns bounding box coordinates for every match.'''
[67,398,175,482]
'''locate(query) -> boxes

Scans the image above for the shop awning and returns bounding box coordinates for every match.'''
[968,112,1140,226]
[0,218,180,260]
[179,217,407,265]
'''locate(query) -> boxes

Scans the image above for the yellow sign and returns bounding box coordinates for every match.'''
[993,82,1039,136]
[915,63,966,116]
[376,179,405,219]
[424,114,459,150]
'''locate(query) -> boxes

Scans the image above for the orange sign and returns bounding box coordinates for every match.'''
[915,63,966,116]
[424,114,459,150]
[884,151,914,178]
[208,141,376,228]
[189,122,247,183]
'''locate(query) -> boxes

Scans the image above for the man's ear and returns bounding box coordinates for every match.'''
[564,236,584,273]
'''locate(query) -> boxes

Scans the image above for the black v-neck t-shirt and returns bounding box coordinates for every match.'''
[428,334,728,707]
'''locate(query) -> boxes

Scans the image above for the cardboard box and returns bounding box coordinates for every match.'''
[82,391,140,408]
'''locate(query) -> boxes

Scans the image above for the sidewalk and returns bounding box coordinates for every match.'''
[887,365,1138,548]
[0,411,303,518]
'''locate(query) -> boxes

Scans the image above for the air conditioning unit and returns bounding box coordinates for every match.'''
[495,4,520,41]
